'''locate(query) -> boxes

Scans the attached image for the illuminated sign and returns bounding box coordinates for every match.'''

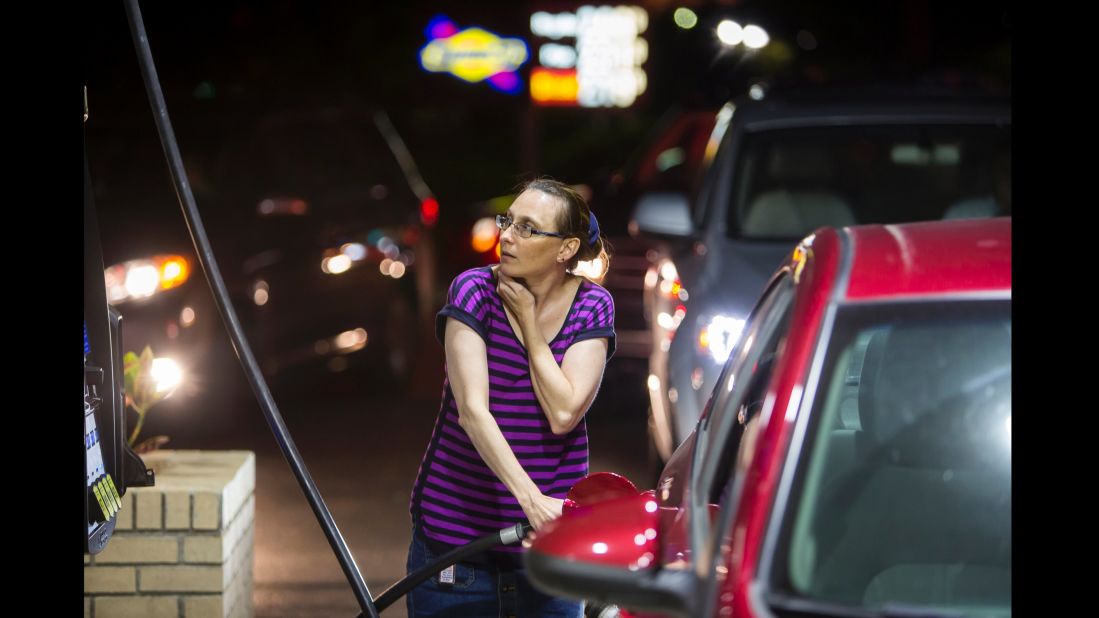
[419,15,529,94]
[530,5,648,108]
[531,68,580,105]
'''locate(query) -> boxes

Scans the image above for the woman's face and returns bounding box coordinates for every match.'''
[498,189,573,279]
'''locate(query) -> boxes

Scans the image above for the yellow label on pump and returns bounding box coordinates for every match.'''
[106,476,122,511]
[92,484,110,519]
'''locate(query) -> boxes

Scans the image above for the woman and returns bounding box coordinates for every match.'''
[407,178,615,617]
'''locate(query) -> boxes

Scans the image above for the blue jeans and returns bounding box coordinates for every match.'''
[405,525,583,618]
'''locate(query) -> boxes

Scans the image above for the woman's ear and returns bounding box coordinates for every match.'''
[558,237,580,264]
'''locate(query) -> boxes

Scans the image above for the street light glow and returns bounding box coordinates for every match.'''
[717,20,744,46]
[674,8,698,29]
[743,25,769,49]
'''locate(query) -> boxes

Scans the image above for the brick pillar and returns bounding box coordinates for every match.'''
[84,450,255,618]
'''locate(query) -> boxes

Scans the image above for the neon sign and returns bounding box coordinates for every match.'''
[530,5,648,108]
[419,15,529,94]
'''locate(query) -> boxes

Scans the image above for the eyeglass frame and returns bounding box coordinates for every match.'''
[495,214,567,239]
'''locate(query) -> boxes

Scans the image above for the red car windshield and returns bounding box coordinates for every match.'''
[768,299,1011,617]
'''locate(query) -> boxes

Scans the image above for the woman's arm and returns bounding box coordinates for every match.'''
[444,317,563,529]
[497,276,609,435]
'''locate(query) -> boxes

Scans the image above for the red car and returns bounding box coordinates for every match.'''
[525,218,1012,618]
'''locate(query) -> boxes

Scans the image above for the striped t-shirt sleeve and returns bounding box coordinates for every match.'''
[435,269,491,344]
[571,287,616,359]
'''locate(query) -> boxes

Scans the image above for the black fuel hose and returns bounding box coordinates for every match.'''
[120,1,379,616]
[364,523,532,615]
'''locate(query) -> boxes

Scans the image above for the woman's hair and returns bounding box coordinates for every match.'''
[518,177,613,276]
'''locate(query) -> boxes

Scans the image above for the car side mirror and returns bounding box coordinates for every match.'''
[630,191,694,239]
[524,492,697,616]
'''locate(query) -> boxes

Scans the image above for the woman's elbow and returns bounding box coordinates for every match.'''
[549,410,581,435]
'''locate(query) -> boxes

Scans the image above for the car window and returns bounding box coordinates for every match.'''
[688,273,794,561]
[768,300,1011,617]
[728,124,1011,240]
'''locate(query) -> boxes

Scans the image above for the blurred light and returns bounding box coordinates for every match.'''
[540,43,577,69]
[324,254,353,275]
[636,553,652,568]
[167,322,179,340]
[531,11,578,39]
[673,7,698,29]
[678,288,689,302]
[488,71,522,94]
[657,312,675,330]
[660,280,673,295]
[660,339,671,352]
[691,367,705,390]
[426,14,459,40]
[390,261,407,279]
[334,328,369,353]
[257,197,309,216]
[592,542,609,555]
[125,265,160,299]
[495,242,502,259]
[572,258,606,282]
[420,20,529,90]
[315,340,331,355]
[150,358,183,395]
[160,257,189,290]
[717,20,744,46]
[644,269,658,288]
[253,288,269,306]
[797,29,818,51]
[384,245,400,260]
[635,534,647,546]
[645,500,657,513]
[341,243,367,261]
[656,147,685,172]
[743,25,769,49]
[749,84,765,100]
[180,306,196,327]
[421,197,440,226]
[660,261,678,281]
[645,528,656,540]
[668,387,678,403]
[647,374,660,391]
[700,315,746,363]
[380,258,394,276]
[398,252,415,266]
[472,217,500,253]
[531,68,579,105]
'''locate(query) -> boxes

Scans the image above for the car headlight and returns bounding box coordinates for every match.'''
[104,255,191,305]
[150,357,184,395]
[698,314,746,364]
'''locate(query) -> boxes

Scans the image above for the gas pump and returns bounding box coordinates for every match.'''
[84,87,155,555]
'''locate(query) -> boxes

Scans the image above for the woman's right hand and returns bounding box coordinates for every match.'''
[520,492,565,530]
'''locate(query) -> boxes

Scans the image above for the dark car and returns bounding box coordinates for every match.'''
[632,83,1011,464]
[525,217,1012,618]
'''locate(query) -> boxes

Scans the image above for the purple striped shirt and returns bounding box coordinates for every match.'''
[410,267,615,553]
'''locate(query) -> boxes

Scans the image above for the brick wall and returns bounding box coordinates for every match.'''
[85,451,255,618]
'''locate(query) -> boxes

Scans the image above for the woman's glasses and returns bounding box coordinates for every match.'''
[495,214,566,239]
